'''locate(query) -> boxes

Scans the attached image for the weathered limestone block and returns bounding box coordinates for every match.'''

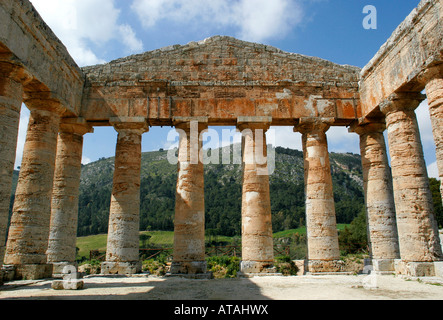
[52,279,84,290]
[102,118,148,275]
[4,102,61,280]
[350,122,399,269]
[380,93,443,264]
[238,119,276,274]
[47,118,93,276]
[170,120,208,275]
[0,65,27,279]
[394,260,436,277]
[295,118,342,272]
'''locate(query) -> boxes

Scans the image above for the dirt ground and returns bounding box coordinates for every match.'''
[1,273,442,300]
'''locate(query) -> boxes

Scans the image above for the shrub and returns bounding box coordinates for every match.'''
[274,255,299,276]
[206,256,240,278]
[142,259,168,276]
[339,209,368,255]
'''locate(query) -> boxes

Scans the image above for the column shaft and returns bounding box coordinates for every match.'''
[0,75,23,277]
[381,93,443,263]
[352,123,400,270]
[47,120,92,276]
[4,107,60,280]
[102,122,147,275]
[171,121,207,275]
[295,120,342,272]
[238,122,275,274]
[426,76,443,198]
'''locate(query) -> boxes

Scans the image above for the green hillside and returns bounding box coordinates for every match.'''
[77,145,366,237]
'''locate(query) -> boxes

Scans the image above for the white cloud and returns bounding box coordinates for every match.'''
[269,127,302,151]
[30,0,143,66]
[233,0,303,42]
[327,126,360,154]
[118,24,144,52]
[81,156,92,165]
[427,161,440,180]
[131,0,304,42]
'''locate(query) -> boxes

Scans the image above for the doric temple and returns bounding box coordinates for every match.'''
[0,0,442,281]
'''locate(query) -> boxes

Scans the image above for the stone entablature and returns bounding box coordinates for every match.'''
[0,0,84,116]
[360,0,443,117]
[81,36,361,127]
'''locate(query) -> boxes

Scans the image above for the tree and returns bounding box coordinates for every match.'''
[140,233,151,248]
[429,178,443,228]
[338,208,368,255]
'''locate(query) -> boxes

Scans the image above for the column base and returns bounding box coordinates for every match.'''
[307,260,345,273]
[364,258,396,274]
[1,265,15,283]
[4,264,54,280]
[169,261,208,275]
[239,260,279,276]
[101,261,141,275]
[394,259,442,277]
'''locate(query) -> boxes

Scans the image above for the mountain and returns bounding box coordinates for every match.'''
[77,145,365,237]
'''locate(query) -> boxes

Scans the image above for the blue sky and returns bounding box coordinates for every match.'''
[18,0,438,178]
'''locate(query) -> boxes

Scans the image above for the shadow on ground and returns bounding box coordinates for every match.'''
[0,275,273,300]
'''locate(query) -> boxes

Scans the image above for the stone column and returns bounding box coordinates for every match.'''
[102,118,148,275]
[423,66,443,199]
[294,118,342,273]
[380,93,442,273]
[4,101,62,280]
[170,119,208,276]
[237,117,275,274]
[47,118,93,276]
[0,65,25,280]
[350,121,400,272]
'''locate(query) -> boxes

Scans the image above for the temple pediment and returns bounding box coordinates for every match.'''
[81,36,361,126]
[83,36,360,87]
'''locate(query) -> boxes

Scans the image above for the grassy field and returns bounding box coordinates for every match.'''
[76,225,349,260]
[273,224,348,238]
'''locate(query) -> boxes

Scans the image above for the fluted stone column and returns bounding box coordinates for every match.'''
[423,66,443,199]
[4,101,62,280]
[0,66,25,280]
[294,118,342,273]
[380,93,443,273]
[350,122,400,271]
[170,120,208,276]
[102,118,148,275]
[47,118,93,276]
[237,117,275,274]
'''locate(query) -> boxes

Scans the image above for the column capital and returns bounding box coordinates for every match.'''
[173,117,208,132]
[59,118,94,136]
[0,62,33,86]
[237,116,272,132]
[379,92,426,115]
[293,117,333,134]
[110,117,149,134]
[23,98,65,116]
[417,64,443,85]
[348,120,386,136]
